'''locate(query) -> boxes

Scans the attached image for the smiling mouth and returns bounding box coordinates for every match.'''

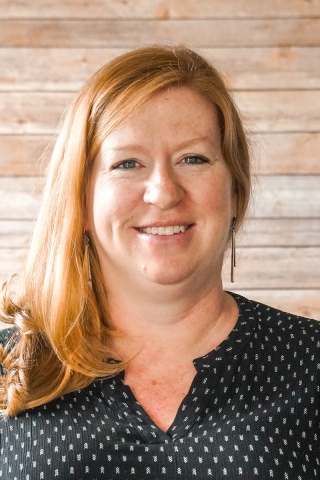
[138,225,189,236]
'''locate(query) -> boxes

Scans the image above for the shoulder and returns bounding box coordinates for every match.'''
[231,292,320,345]
[0,327,18,376]
[0,327,17,347]
[232,291,320,328]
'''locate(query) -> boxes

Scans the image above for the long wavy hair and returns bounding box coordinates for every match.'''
[0,45,251,416]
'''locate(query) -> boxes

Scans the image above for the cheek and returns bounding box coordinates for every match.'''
[90,180,141,232]
[200,175,234,215]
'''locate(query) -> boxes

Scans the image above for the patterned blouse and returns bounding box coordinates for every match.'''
[0,293,319,480]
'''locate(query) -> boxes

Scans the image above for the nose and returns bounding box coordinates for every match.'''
[143,165,185,210]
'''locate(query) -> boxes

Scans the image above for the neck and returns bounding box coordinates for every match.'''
[105,278,238,364]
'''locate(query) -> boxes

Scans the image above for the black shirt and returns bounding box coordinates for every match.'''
[0,293,319,479]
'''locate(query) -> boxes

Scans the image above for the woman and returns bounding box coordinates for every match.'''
[0,45,319,479]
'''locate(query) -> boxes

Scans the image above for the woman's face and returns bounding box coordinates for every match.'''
[85,86,237,293]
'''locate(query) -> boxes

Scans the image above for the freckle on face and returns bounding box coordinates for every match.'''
[86,86,236,291]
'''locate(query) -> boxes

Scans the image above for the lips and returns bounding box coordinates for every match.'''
[138,225,189,236]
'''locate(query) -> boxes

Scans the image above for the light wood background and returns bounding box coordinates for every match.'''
[0,0,319,327]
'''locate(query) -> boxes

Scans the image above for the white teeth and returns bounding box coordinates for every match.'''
[165,226,174,235]
[140,225,188,235]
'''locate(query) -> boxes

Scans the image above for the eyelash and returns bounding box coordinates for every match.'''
[181,155,208,165]
[113,155,208,170]
[113,160,138,170]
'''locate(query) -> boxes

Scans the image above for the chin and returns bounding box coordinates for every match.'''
[141,266,194,286]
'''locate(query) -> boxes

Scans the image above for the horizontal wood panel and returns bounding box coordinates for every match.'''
[1,19,320,48]
[1,247,319,289]
[0,93,72,134]
[0,136,52,176]
[0,220,34,248]
[1,47,320,91]
[0,248,27,283]
[254,176,320,218]
[206,47,320,90]
[0,177,42,220]
[1,91,320,135]
[0,176,319,219]
[0,48,127,92]
[253,132,320,175]
[222,247,320,289]
[1,132,320,176]
[241,218,320,247]
[230,290,320,321]
[235,90,320,133]
[1,0,320,19]
[1,218,319,249]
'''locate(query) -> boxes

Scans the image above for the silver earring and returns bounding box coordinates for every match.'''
[231,217,236,283]
[84,233,92,286]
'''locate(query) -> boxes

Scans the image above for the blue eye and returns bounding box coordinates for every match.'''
[182,156,206,165]
[115,160,137,169]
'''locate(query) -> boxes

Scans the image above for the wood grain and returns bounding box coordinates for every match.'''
[0,93,72,134]
[241,218,320,247]
[0,48,127,92]
[1,0,319,19]
[1,47,320,91]
[0,220,34,248]
[1,91,320,135]
[0,19,320,48]
[254,176,320,218]
[0,135,52,176]
[252,132,320,175]
[0,177,42,220]
[1,132,320,176]
[0,248,27,283]
[206,47,320,90]
[235,90,320,133]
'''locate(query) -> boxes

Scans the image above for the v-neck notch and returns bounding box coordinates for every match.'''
[102,293,257,442]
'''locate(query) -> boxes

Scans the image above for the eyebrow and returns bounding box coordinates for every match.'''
[110,136,213,153]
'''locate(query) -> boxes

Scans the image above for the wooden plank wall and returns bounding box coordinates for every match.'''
[0,0,319,327]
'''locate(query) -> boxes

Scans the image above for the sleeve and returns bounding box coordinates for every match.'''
[0,327,17,375]
[0,327,16,346]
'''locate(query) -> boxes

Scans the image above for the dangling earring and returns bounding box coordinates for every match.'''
[83,232,92,286]
[231,217,236,283]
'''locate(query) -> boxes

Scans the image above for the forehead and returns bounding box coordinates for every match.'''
[100,86,221,150]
